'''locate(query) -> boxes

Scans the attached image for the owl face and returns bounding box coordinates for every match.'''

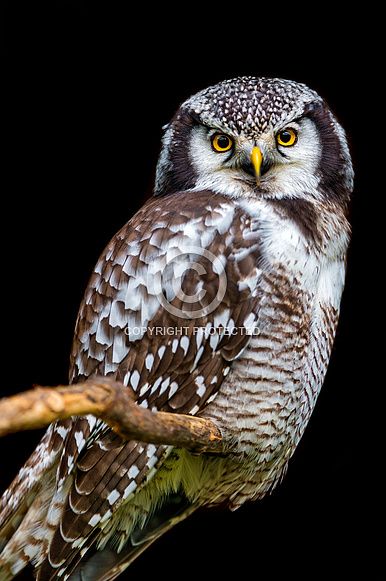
[186,116,323,199]
[155,77,353,209]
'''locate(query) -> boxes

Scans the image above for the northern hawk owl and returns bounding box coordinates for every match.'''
[0,77,353,580]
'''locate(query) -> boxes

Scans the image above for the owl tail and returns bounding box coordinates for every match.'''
[66,494,197,581]
[0,425,65,581]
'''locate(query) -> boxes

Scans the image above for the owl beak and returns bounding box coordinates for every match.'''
[250,146,263,185]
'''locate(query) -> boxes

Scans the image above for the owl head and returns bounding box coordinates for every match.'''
[154,77,353,209]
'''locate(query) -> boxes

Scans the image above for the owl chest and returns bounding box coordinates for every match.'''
[205,220,340,462]
[208,277,314,454]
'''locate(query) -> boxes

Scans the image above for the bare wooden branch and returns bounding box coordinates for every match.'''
[0,377,223,453]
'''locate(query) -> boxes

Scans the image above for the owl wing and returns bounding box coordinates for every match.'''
[38,190,263,578]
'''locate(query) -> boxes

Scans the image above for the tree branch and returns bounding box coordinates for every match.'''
[0,377,223,453]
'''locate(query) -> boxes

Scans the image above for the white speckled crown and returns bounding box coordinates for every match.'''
[184,76,322,137]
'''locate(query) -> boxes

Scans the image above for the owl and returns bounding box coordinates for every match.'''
[0,77,353,580]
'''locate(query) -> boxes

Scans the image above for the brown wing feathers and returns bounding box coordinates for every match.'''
[37,191,262,578]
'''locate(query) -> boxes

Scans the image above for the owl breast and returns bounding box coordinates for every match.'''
[197,199,345,507]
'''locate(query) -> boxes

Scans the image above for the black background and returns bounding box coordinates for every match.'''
[1,3,382,580]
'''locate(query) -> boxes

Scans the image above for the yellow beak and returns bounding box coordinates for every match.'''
[250,146,263,184]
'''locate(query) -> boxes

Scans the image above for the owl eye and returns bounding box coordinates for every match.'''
[211,133,234,153]
[276,128,298,147]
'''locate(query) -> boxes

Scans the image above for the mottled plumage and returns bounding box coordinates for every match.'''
[0,76,353,580]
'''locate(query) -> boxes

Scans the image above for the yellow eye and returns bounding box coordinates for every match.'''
[211,133,233,153]
[276,128,298,147]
